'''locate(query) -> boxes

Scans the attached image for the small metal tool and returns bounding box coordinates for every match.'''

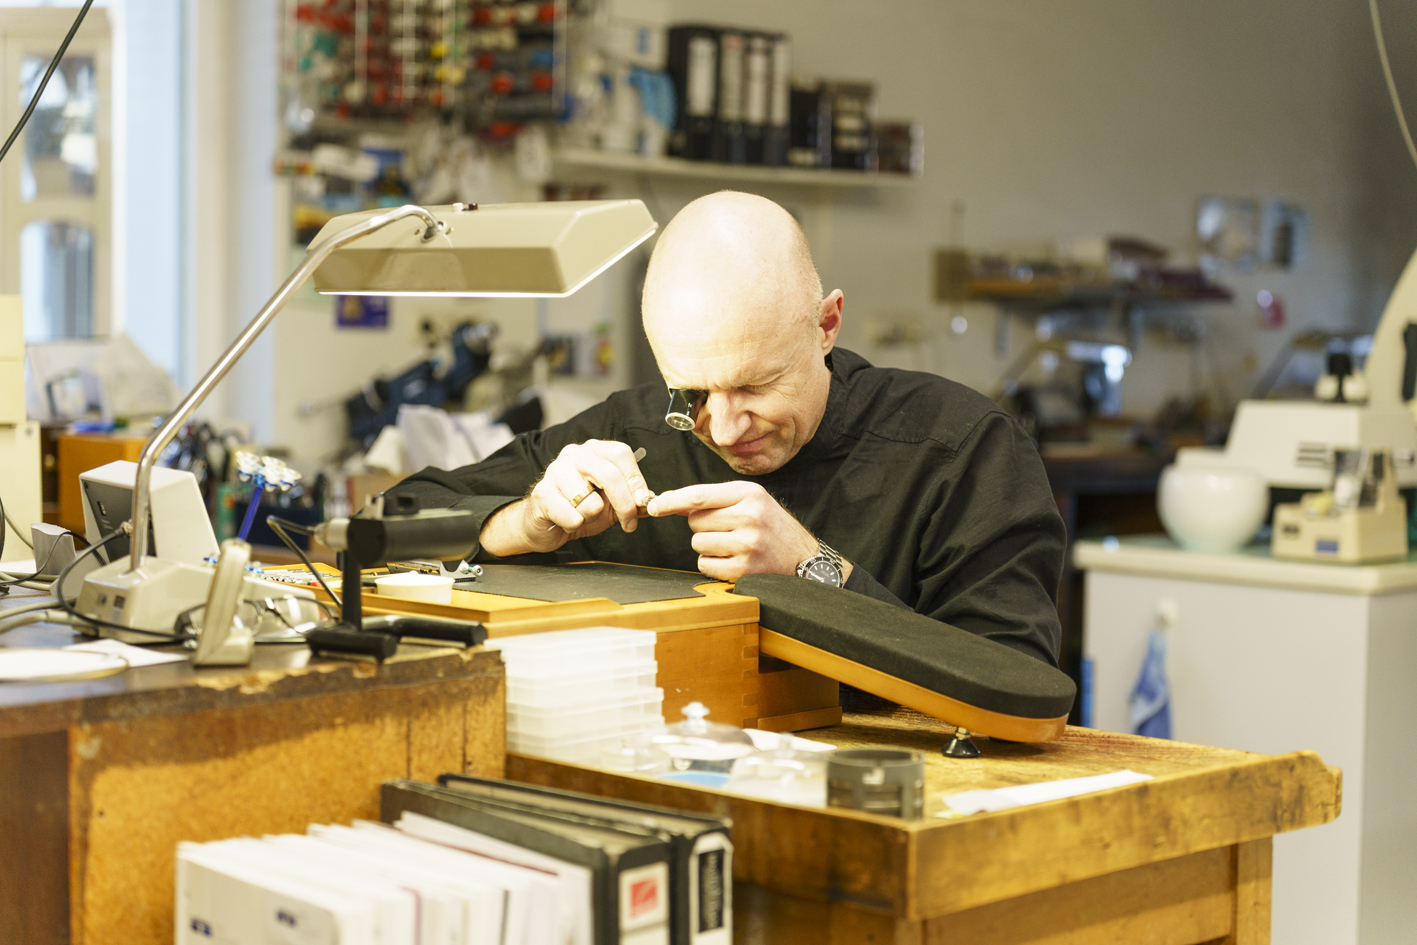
[551,447,651,529]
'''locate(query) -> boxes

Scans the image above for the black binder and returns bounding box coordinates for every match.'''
[383,780,675,945]
[742,33,772,164]
[438,774,733,945]
[667,26,718,160]
[763,34,791,166]
[712,30,747,163]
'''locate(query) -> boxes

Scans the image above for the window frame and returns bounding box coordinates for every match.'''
[0,7,111,341]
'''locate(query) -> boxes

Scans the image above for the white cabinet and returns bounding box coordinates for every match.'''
[1076,536,1417,945]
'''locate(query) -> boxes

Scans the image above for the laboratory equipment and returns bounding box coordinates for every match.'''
[79,460,216,565]
[1216,243,1417,496]
[74,461,315,643]
[304,495,489,658]
[1272,448,1408,563]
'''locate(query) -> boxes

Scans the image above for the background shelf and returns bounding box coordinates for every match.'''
[550,147,919,190]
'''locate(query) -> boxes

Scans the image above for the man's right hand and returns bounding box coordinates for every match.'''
[479,440,653,557]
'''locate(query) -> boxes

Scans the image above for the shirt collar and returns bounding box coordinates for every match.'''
[770,350,852,475]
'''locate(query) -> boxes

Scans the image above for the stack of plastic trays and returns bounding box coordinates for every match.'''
[494,627,664,765]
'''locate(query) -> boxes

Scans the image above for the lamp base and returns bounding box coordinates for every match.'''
[73,555,313,644]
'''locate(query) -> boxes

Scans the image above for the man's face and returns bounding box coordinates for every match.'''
[652,306,833,476]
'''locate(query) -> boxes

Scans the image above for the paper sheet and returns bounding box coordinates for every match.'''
[744,729,837,753]
[941,769,1154,815]
[64,638,187,667]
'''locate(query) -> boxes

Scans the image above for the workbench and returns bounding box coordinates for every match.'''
[354,570,841,732]
[0,587,506,945]
[0,573,1342,945]
[509,708,1341,945]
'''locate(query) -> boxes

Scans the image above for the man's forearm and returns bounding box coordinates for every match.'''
[479,498,534,558]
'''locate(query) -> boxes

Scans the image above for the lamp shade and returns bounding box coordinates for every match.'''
[310,199,658,297]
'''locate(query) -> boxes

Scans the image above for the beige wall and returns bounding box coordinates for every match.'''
[665,0,1417,416]
[211,0,1417,467]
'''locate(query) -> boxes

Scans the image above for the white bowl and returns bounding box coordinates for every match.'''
[1157,462,1268,553]
[374,572,455,604]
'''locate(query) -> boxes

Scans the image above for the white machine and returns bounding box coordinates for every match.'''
[1272,448,1409,562]
[80,460,219,565]
[1217,248,1417,493]
[71,461,311,645]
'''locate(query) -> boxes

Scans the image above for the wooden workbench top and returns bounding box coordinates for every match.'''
[509,707,1342,922]
[359,575,758,636]
[0,587,503,740]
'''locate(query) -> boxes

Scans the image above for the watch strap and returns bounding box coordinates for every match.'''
[796,540,844,583]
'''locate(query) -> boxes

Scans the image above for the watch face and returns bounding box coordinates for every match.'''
[804,560,842,586]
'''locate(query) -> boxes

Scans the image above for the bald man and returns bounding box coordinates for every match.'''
[390,192,1066,665]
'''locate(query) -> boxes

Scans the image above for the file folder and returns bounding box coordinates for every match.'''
[437,775,731,945]
[384,780,674,945]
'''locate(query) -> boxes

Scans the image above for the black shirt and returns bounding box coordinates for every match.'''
[390,348,1066,666]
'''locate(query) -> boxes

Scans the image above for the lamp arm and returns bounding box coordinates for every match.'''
[127,204,445,572]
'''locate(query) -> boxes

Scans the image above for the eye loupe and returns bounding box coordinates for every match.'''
[665,388,706,431]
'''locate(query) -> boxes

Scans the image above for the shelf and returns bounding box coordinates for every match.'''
[550,147,918,190]
[965,277,1233,308]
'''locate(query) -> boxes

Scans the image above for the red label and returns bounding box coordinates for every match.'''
[629,877,660,919]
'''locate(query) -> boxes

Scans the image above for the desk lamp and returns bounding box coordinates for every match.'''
[73,200,658,639]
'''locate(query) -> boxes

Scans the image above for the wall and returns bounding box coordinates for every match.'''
[204,0,1417,467]
[661,0,1417,416]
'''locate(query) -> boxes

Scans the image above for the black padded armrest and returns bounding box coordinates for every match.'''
[734,573,1076,721]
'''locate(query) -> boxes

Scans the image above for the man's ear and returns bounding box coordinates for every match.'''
[818,290,844,353]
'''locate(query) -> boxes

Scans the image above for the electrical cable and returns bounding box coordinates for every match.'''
[0,580,54,592]
[0,0,95,166]
[53,526,190,642]
[0,609,77,633]
[1370,0,1417,174]
[2,503,31,549]
[266,515,342,609]
[0,599,66,624]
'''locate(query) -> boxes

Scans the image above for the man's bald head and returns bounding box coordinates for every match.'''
[641,192,824,364]
[639,192,844,476]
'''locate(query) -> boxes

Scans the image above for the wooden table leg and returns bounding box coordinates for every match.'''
[0,730,69,945]
[1225,838,1273,945]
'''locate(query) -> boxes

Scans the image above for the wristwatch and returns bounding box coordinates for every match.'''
[796,540,845,587]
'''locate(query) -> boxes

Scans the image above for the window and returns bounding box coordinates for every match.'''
[0,8,110,343]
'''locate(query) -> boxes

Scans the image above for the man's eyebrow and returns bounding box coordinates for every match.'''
[734,366,787,388]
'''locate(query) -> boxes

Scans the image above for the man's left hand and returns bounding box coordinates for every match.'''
[647,482,851,583]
